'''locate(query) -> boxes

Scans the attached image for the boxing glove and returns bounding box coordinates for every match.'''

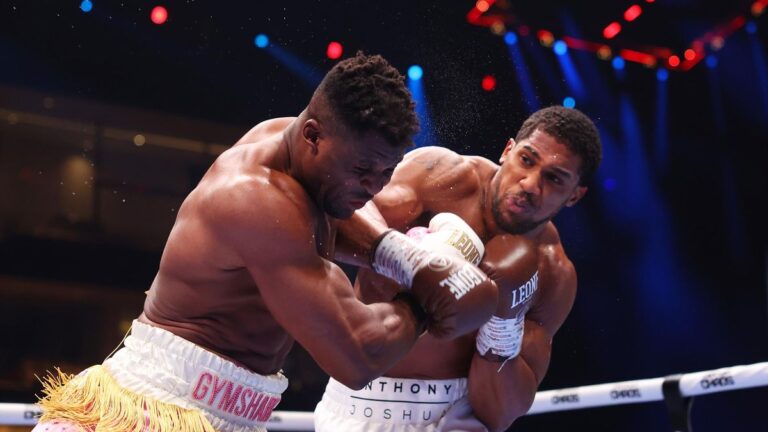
[372,213,497,339]
[476,234,539,361]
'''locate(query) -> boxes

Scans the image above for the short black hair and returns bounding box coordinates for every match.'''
[516,106,602,186]
[312,51,419,147]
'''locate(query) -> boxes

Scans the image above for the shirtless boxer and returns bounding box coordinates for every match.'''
[315,106,602,431]
[34,53,498,432]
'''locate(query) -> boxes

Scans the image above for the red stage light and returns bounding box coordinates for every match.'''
[603,22,622,39]
[668,55,681,67]
[481,75,496,91]
[476,0,490,13]
[326,42,343,60]
[150,6,168,25]
[624,5,643,22]
[684,49,696,61]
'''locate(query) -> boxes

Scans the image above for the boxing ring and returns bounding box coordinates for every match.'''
[1,361,765,431]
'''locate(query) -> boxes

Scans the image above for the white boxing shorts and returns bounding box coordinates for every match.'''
[314,376,488,432]
[36,320,288,432]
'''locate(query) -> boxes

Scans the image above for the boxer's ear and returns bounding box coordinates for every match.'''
[302,119,321,155]
[565,186,587,207]
[499,138,515,164]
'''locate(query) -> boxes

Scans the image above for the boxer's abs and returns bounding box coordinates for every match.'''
[139,272,294,375]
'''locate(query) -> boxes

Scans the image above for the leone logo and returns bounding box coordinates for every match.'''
[427,254,452,271]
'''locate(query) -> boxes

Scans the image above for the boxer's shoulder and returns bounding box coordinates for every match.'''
[402,147,483,194]
[200,165,316,242]
[537,223,571,274]
[233,117,296,147]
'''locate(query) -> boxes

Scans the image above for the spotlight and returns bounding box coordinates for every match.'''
[408,65,423,81]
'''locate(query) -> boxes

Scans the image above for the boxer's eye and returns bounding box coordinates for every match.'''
[547,173,563,185]
[520,154,533,166]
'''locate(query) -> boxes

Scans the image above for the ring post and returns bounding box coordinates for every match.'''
[662,374,693,432]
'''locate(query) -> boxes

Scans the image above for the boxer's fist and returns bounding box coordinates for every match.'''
[416,213,484,265]
[476,234,539,361]
[372,213,497,339]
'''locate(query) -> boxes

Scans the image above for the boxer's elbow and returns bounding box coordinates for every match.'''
[326,333,391,390]
[329,368,372,391]
[473,397,525,432]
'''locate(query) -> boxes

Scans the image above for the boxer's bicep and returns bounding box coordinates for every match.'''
[528,260,577,337]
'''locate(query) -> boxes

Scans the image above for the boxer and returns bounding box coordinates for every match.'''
[316,106,602,431]
[34,52,497,432]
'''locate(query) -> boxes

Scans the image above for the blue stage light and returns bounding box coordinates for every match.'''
[656,69,669,81]
[563,96,576,108]
[612,57,625,70]
[408,65,423,81]
[706,55,718,69]
[80,0,93,12]
[553,40,568,56]
[504,32,518,46]
[254,34,269,49]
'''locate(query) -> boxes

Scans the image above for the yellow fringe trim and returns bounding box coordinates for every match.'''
[37,365,216,432]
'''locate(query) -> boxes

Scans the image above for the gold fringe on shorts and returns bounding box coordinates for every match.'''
[37,365,216,432]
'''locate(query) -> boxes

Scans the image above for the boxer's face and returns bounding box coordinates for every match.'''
[491,129,587,234]
[306,122,404,219]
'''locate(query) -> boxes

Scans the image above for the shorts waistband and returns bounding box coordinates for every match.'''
[319,376,467,425]
[104,320,288,432]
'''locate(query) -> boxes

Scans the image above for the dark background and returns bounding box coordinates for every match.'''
[0,0,766,431]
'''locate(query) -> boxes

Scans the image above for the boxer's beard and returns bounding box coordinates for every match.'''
[491,186,562,235]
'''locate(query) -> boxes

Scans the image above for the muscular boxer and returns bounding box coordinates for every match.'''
[34,53,497,432]
[315,106,602,431]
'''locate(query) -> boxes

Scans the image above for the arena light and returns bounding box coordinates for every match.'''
[684,49,697,61]
[612,57,625,70]
[746,21,758,34]
[79,0,93,13]
[537,30,554,47]
[603,22,622,39]
[481,75,496,91]
[624,5,643,22]
[150,6,168,25]
[504,31,518,46]
[597,45,612,60]
[752,1,766,16]
[656,69,669,81]
[706,55,718,68]
[668,55,681,67]
[326,42,343,60]
[254,34,269,48]
[563,96,576,108]
[553,40,568,56]
[407,65,423,81]
[476,0,490,13]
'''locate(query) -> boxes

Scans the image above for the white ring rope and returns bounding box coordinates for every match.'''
[1,362,765,429]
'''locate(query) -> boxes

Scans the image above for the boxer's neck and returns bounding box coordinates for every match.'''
[276,113,307,179]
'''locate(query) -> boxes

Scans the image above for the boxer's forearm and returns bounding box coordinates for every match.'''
[467,353,541,432]
[334,201,389,267]
[327,296,425,389]
[468,322,553,431]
